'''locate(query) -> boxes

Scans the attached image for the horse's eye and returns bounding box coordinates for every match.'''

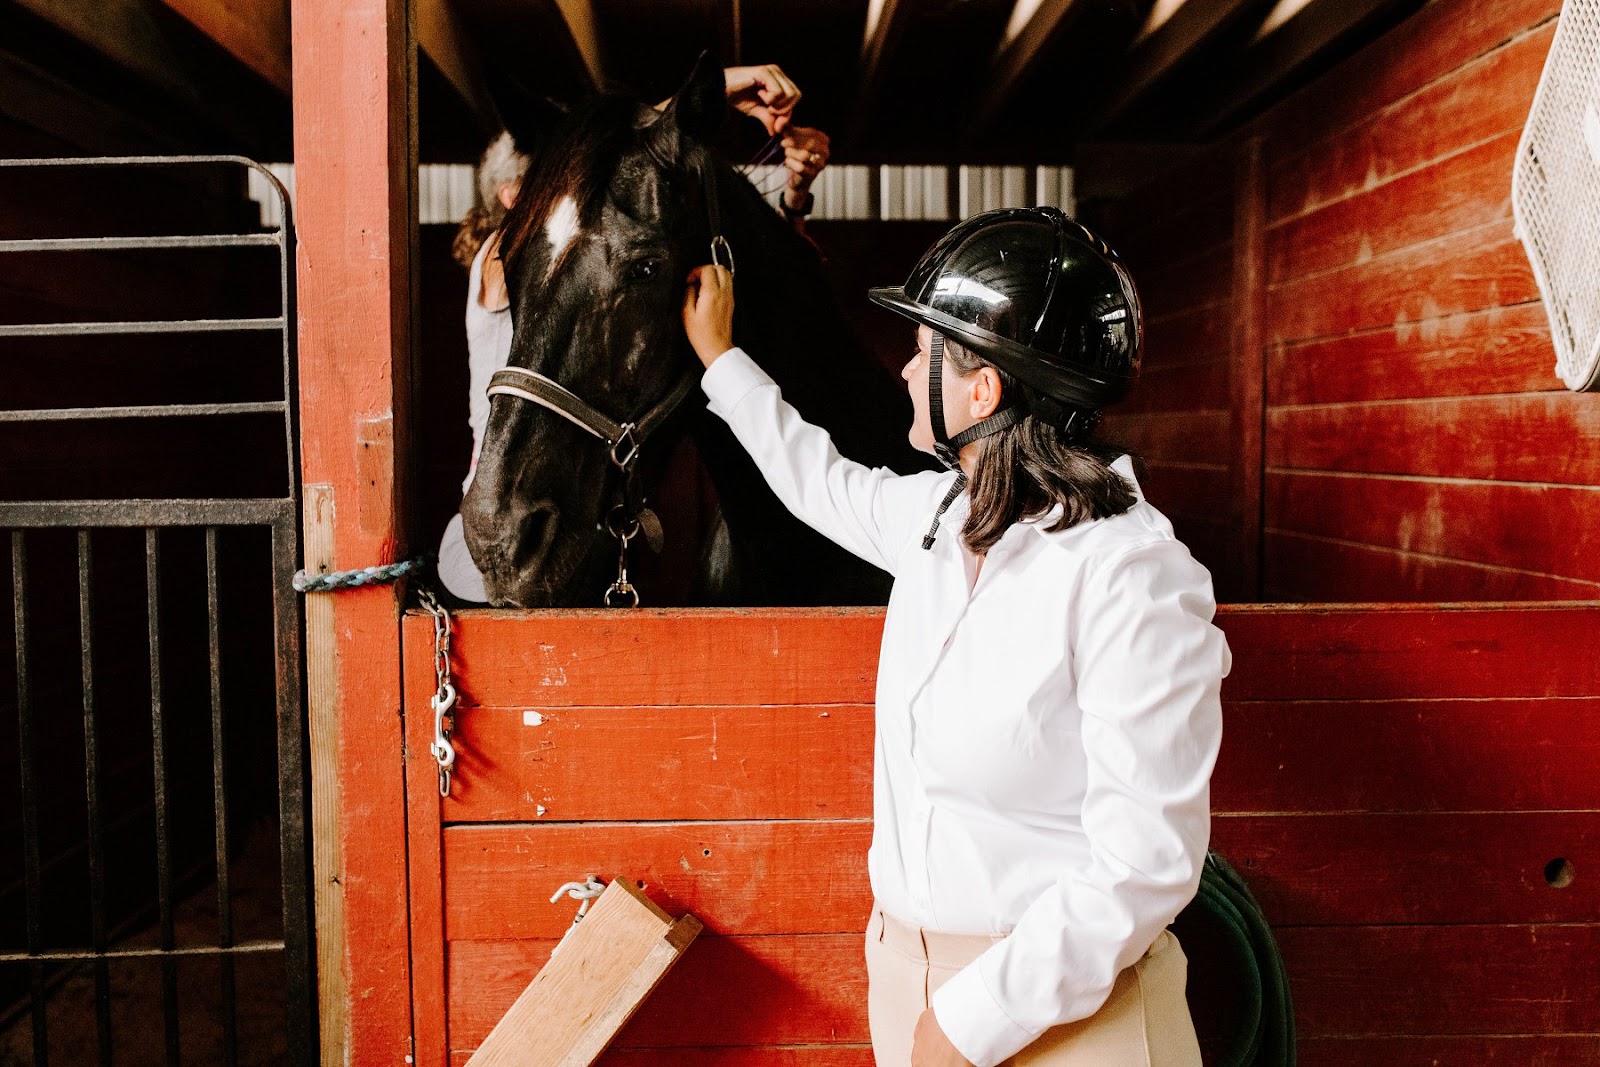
[627,258,661,282]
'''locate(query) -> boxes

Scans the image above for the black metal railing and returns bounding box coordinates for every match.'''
[0,156,313,1066]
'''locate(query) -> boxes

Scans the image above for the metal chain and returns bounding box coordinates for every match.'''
[417,587,457,797]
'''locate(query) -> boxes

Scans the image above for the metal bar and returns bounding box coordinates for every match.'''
[146,528,181,1065]
[0,234,280,252]
[0,499,293,527]
[206,527,240,1067]
[0,401,287,423]
[0,154,268,168]
[272,518,317,1065]
[0,941,288,964]
[12,531,49,1066]
[0,317,284,338]
[79,531,114,1066]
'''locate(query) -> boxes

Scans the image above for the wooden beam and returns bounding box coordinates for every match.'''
[1193,0,1419,137]
[456,0,601,99]
[552,0,605,88]
[1228,136,1266,602]
[969,0,1088,141]
[418,0,499,135]
[12,0,285,146]
[1085,0,1271,133]
[0,46,186,154]
[717,0,743,67]
[290,0,416,1062]
[156,0,291,92]
[846,0,916,149]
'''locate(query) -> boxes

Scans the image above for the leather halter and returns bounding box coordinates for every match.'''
[482,152,731,605]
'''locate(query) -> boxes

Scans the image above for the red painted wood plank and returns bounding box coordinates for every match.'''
[443,823,872,940]
[1136,242,1233,320]
[1267,20,1556,223]
[1297,1035,1600,1065]
[1102,409,1229,465]
[1265,221,1538,344]
[1095,148,1235,260]
[1116,359,1228,414]
[440,704,874,823]
[1215,605,1600,700]
[1231,138,1267,602]
[1260,0,1560,165]
[1211,812,1600,925]
[410,609,884,710]
[447,934,871,1051]
[1107,188,1235,277]
[404,620,450,1067]
[1266,302,1555,406]
[1263,529,1600,602]
[1144,302,1232,367]
[1267,127,1519,284]
[1136,462,1231,522]
[1278,923,1600,1036]
[452,1051,878,1067]
[1214,698,1600,813]
[1266,392,1600,485]
[1266,470,1600,584]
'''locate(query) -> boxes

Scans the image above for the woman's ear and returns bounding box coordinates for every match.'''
[970,366,1005,420]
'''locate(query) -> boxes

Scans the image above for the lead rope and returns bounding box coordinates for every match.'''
[417,587,457,797]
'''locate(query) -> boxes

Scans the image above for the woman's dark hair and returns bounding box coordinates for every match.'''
[943,339,1138,554]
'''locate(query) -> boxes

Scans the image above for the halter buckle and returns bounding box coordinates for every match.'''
[710,235,735,277]
[610,424,641,470]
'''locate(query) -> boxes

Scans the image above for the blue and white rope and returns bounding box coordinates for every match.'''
[292,554,431,593]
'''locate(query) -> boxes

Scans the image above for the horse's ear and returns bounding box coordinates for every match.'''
[657,49,725,148]
[488,66,569,157]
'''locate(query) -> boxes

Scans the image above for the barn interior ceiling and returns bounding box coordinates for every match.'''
[2,0,1422,171]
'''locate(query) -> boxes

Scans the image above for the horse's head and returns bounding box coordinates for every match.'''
[461,56,728,606]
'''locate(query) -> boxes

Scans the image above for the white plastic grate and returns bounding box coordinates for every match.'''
[1512,0,1600,391]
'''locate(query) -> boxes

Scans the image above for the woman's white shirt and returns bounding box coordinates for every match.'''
[701,347,1230,1067]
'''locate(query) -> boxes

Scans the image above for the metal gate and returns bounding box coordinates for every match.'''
[0,157,313,1065]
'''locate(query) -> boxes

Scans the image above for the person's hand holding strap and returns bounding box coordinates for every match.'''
[724,64,802,134]
[683,264,736,369]
[780,126,830,215]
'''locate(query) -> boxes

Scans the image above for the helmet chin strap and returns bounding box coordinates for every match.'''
[922,332,1023,549]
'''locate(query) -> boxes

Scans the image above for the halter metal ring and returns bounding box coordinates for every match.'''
[604,581,640,609]
[606,505,641,542]
[710,235,735,277]
[610,424,641,470]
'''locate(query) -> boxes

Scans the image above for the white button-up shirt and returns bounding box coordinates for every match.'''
[702,349,1230,1067]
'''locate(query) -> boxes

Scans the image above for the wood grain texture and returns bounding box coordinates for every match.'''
[1135,241,1234,321]
[464,879,701,1067]
[1266,18,1556,223]
[1267,126,1519,284]
[1267,470,1600,583]
[454,1051,877,1067]
[1266,392,1600,485]
[443,821,874,940]
[411,609,883,710]
[1101,409,1229,465]
[1143,302,1233,367]
[1278,923,1600,1036]
[1265,220,1538,344]
[1264,529,1600,602]
[448,934,871,1051]
[1266,302,1555,406]
[404,615,450,1067]
[1296,1035,1600,1065]
[1135,461,1231,522]
[1210,812,1600,925]
[437,704,874,823]
[1213,698,1600,813]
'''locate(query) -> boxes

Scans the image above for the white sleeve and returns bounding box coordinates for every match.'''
[700,347,946,577]
[930,537,1230,1066]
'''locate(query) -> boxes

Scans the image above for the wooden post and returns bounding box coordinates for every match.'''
[1229,136,1267,601]
[291,0,417,1063]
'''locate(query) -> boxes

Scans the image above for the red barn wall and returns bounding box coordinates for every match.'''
[1091,0,1598,603]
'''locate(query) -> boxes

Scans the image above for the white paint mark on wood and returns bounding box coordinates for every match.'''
[524,711,545,727]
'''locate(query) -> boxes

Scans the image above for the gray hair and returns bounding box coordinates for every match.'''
[477,131,531,211]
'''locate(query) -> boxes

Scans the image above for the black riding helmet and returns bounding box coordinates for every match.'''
[869,207,1142,471]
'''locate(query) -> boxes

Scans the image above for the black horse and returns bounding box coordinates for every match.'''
[460,55,932,608]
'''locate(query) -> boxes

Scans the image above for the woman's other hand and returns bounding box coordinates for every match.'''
[724,64,801,134]
[683,264,736,369]
[912,1009,975,1067]
[781,126,830,211]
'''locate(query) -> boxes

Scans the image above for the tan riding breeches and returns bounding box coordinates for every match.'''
[864,906,1202,1067]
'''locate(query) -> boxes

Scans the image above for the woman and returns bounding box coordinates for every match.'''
[681,208,1229,1067]
[436,63,833,602]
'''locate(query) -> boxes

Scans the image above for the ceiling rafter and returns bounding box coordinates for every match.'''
[417,0,498,135]
[846,0,917,149]
[968,0,1089,142]
[156,0,291,92]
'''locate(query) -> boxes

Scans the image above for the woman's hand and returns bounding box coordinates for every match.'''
[724,64,802,134]
[682,264,735,369]
[781,126,830,209]
[912,1009,975,1067]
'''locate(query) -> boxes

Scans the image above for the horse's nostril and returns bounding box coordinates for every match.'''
[520,502,561,570]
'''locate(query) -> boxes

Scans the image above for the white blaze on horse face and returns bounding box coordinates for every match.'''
[544,196,581,270]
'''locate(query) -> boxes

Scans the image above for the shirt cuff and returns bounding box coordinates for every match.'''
[700,346,771,419]
[930,959,1040,1067]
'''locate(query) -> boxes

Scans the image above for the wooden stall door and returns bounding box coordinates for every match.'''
[399,604,1600,1066]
